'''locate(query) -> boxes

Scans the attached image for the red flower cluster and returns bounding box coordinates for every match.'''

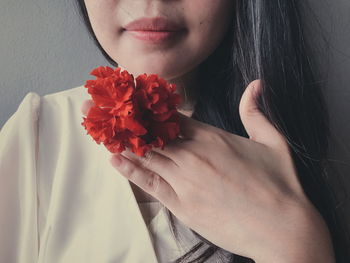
[81,66,183,157]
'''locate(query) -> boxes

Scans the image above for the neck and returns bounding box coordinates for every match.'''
[117,64,199,115]
[167,66,199,113]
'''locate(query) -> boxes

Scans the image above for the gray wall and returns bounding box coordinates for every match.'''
[1,0,350,226]
[0,0,107,126]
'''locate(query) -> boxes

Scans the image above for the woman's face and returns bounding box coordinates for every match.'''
[84,0,233,81]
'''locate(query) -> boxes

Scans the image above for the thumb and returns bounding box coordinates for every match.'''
[239,79,288,152]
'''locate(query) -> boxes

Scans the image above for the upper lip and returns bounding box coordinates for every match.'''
[123,17,184,32]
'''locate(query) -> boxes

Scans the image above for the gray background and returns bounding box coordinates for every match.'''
[1,1,349,224]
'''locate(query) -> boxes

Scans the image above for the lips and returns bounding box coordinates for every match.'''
[123,17,185,32]
[123,17,186,43]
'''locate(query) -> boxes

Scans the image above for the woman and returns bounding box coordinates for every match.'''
[0,0,349,262]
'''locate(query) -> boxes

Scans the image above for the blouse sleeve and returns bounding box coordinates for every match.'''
[0,92,41,262]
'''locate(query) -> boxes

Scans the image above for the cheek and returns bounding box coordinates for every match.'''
[84,0,233,79]
[84,1,119,42]
[184,0,233,57]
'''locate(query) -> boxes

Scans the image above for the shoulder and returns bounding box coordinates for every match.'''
[42,84,89,103]
[1,84,90,147]
[37,85,91,136]
[40,84,89,113]
[14,84,89,120]
[1,84,91,145]
[21,85,90,129]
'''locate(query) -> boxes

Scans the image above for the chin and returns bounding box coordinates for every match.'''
[122,62,183,81]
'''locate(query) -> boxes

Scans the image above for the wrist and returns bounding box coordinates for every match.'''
[258,204,335,263]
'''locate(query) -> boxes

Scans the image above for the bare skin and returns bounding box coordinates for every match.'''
[81,98,194,204]
[130,182,156,202]
[81,80,336,262]
[130,105,194,203]
[81,1,336,261]
[84,0,230,203]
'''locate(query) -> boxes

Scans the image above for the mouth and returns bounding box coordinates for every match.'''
[123,30,185,43]
[122,16,186,43]
[123,16,185,31]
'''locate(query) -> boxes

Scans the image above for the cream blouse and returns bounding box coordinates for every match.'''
[137,201,198,262]
[0,85,231,263]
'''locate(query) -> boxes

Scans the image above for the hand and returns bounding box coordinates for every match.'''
[81,80,335,262]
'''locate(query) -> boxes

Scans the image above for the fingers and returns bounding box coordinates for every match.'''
[110,154,179,211]
[120,148,179,186]
[239,79,290,153]
[81,99,95,116]
[151,137,193,164]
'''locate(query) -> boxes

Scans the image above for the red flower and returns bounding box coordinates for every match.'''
[81,66,183,157]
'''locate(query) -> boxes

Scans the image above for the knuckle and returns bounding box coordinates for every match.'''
[204,130,228,145]
[180,147,213,168]
[181,149,201,165]
[173,147,192,161]
[140,151,153,168]
[145,171,160,193]
[189,151,207,166]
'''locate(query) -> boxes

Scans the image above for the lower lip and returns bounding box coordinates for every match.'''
[125,30,184,43]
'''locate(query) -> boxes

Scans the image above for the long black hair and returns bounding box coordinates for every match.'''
[74,0,350,262]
